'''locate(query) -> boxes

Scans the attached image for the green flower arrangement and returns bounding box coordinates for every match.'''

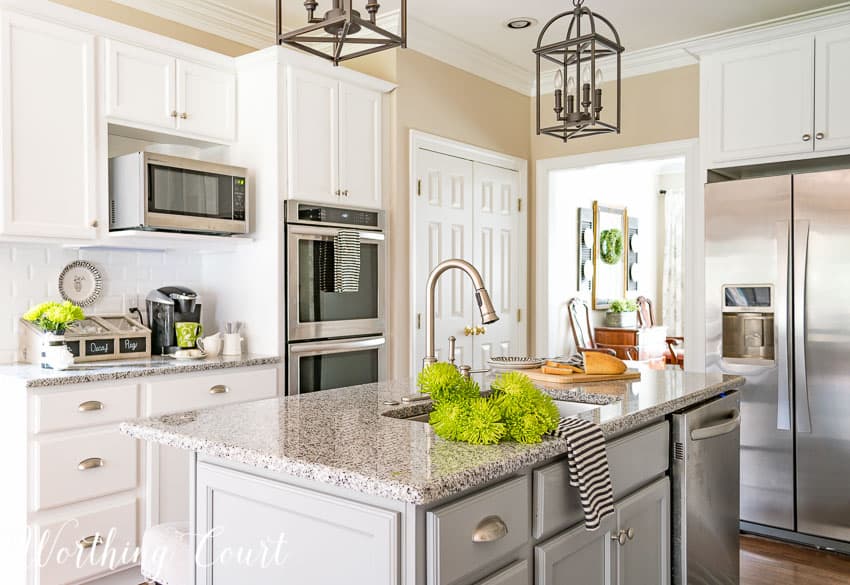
[600,228,624,265]
[23,301,85,334]
[419,365,560,445]
[609,299,637,313]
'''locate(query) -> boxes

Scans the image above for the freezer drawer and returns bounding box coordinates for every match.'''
[672,391,741,585]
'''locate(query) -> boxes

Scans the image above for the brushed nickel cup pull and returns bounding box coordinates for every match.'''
[78,535,104,549]
[472,515,508,543]
[612,530,627,545]
[78,400,104,412]
[78,457,105,471]
[209,385,230,395]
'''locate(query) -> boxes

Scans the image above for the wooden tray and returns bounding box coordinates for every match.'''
[514,368,641,388]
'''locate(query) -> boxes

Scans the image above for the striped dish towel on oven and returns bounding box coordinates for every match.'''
[334,230,361,293]
[550,417,615,530]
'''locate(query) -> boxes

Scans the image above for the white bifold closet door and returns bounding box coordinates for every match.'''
[413,148,523,371]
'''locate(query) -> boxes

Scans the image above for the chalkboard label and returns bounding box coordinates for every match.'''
[119,336,147,354]
[86,339,114,357]
[65,341,81,357]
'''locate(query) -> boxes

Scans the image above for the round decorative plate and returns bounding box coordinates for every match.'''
[630,262,640,282]
[58,261,102,307]
[582,260,594,280]
[630,233,640,253]
[582,228,595,249]
[487,356,544,370]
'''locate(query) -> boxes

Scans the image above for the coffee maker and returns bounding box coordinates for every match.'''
[146,286,201,355]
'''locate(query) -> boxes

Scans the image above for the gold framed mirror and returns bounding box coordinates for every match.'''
[592,201,628,309]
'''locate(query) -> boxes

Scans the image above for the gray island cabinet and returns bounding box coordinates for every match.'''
[121,369,743,585]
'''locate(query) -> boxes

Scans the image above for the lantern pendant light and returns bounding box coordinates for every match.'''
[534,0,624,142]
[277,0,407,66]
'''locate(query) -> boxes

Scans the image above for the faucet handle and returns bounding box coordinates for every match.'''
[459,365,472,379]
[448,336,457,365]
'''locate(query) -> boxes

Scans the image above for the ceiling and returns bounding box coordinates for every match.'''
[117,0,850,93]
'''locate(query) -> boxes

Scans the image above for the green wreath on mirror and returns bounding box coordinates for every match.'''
[599,228,624,265]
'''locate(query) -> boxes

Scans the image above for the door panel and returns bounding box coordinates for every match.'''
[473,162,522,367]
[616,478,670,585]
[104,39,175,129]
[414,150,474,369]
[339,83,381,208]
[535,515,615,585]
[794,170,850,541]
[704,176,794,529]
[814,26,850,152]
[176,60,236,141]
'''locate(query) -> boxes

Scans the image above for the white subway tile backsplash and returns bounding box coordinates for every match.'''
[0,242,206,361]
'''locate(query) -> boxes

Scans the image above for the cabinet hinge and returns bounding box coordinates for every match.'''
[517,198,522,213]
[417,179,422,197]
[416,313,421,329]
[517,309,521,323]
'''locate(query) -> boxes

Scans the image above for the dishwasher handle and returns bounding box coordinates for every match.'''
[690,410,741,441]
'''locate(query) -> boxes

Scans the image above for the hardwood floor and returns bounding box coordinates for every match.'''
[741,534,850,584]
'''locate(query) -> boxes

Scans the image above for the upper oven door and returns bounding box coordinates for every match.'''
[287,224,386,341]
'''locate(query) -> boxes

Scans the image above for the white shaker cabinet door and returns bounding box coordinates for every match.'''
[286,67,339,203]
[339,82,382,209]
[0,13,98,239]
[176,59,236,142]
[104,39,176,130]
[706,35,815,163]
[815,25,850,153]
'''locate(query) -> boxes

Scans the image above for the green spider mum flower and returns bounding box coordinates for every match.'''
[457,397,505,445]
[429,400,470,442]
[491,371,560,442]
[23,300,85,333]
[417,362,466,403]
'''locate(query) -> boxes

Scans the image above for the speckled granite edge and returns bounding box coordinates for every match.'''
[2,355,280,388]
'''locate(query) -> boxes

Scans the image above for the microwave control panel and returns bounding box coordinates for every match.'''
[233,177,247,221]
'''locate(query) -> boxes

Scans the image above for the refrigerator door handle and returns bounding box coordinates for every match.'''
[690,410,742,441]
[794,219,813,434]
[776,220,792,431]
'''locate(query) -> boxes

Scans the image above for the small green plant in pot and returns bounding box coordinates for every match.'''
[605,298,638,328]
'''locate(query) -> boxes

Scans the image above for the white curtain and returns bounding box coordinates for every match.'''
[662,189,684,337]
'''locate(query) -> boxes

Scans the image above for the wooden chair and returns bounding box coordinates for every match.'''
[567,298,637,359]
[636,296,684,368]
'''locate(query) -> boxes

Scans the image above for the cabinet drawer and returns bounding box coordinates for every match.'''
[34,499,138,585]
[146,367,277,416]
[533,421,669,539]
[32,384,138,434]
[427,476,530,585]
[33,428,138,511]
[476,560,529,585]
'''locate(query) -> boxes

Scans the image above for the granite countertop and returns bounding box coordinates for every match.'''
[0,354,281,388]
[121,368,744,505]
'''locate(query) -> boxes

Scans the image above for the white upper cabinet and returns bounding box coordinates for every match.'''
[339,83,382,209]
[704,24,850,165]
[0,13,98,239]
[105,39,236,143]
[105,40,175,129]
[814,25,850,153]
[287,66,383,209]
[287,68,340,203]
[704,36,815,163]
[176,59,237,142]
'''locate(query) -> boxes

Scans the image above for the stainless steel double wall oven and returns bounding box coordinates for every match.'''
[285,201,387,394]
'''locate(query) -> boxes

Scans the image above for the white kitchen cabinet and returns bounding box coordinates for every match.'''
[814,24,850,153]
[0,12,98,239]
[105,39,236,143]
[287,67,383,208]
[704,36,815,163]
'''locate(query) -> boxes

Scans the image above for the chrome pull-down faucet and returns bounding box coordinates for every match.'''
[422,259,499,369]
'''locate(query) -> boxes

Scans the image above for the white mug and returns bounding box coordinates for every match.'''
[197,333,223,357]
[222,333,243,356]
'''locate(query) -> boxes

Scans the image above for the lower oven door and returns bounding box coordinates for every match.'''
[287,336,387,395]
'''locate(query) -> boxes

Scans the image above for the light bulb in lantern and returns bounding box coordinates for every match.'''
[596,68,604,85]
[582,64,591,83]
[554,70,564,92]
[566,75,576,94]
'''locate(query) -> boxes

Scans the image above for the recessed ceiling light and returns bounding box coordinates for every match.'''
[505,17,538,30]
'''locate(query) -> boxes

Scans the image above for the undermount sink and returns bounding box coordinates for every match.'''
[384,399,604,424]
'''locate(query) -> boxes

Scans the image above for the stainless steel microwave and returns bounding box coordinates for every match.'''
[109,152,249,235]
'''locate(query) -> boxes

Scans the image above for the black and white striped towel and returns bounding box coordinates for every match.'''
[550,417,615,530]
[334,230,361,293]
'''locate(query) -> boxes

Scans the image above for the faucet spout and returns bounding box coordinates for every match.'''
[423,259,500,368]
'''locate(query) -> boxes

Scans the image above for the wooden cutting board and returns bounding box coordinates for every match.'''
[514,368,641,387]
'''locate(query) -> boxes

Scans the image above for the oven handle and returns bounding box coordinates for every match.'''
[289,337,386,355]
[287,224,385,241]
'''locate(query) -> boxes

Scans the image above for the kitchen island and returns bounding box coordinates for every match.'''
[121,369,743,585]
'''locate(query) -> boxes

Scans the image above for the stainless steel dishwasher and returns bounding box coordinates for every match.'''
[672,391,741,585]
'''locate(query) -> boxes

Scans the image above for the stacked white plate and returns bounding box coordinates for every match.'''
[487,356,544,371]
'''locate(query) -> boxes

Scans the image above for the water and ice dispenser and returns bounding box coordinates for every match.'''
[721,285,775,362]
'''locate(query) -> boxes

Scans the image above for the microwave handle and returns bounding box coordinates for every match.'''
[289,337,386,355]
[286,224,385,241]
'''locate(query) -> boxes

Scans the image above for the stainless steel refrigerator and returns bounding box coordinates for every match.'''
[706,169,850,551]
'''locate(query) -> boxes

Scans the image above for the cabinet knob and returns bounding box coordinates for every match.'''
[170,110,178,118]
[209,385,230,395]
[612,530,627,546]
[472,515,508,543]
[335,189,342,197]
[626,527,635,540]
[180,112,188,119]
[343,189,349,197]
[90,219,99,228]
[77,457,105,471]
[464,326,474,337]
[78,400,104,412]
[802,134,812,142]
[475,326,486,336]
[816,132,825,140]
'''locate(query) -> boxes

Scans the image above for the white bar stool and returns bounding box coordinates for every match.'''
[141,521,191,585]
